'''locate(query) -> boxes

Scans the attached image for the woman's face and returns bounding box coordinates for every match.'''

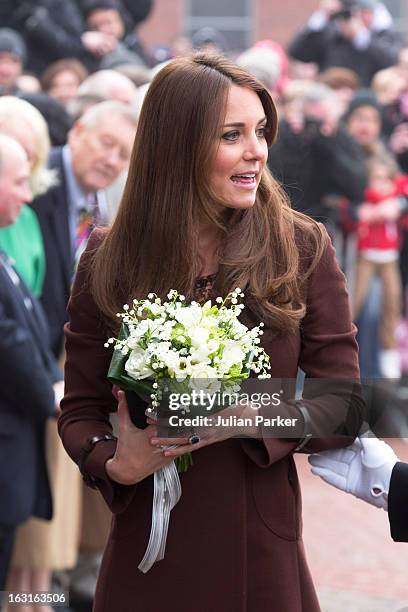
[49,70,81,106]
[208,85,268,210]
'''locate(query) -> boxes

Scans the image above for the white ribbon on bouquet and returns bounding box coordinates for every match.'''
[138,456,181,573]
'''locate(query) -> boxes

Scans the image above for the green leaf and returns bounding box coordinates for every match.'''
[107,322,154,396]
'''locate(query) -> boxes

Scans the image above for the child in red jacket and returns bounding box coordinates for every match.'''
[353,151,408,378]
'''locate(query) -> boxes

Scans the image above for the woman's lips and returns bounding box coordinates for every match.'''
[230,174,257,189]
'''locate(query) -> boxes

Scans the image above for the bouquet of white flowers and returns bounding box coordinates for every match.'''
[104,288,271,572]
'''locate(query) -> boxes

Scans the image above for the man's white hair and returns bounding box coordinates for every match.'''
[75,100,138,129]
[77,70,137,100]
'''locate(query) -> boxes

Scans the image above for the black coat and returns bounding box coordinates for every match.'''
[0,252,60,527]
[288,23,402,87]
[268,119,367,223]
[388,461,408,542]
[31,148,73,358]
[14,0,99,74]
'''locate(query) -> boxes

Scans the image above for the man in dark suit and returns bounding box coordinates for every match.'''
[0,134,62,589]
[31,100,137,358]
[309,434,408,542]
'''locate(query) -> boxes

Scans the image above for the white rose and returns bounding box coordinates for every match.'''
[174,303,202,327]
[189,365,221,394]
[190,345,212,365]
[125,346,154,380]
[189,326,210,348]
[222,340,245,370]
[190,364,218,379]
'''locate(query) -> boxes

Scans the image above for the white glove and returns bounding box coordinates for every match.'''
[308,436,399,510]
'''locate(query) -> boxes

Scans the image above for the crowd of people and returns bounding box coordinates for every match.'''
[0,0,407,610]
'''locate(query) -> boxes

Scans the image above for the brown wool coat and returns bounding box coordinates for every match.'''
[58,227,365,612]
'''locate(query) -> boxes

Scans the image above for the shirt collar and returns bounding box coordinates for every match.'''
[62,145,88,211]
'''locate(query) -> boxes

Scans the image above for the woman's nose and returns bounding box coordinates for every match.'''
[243,135,267,161]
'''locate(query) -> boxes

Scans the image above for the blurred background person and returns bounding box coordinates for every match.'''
[371,66,406,140]
[74,69,137,105]
[8,0,116,75]
[81,0,147,69]
[20,92,73,147]
[66,93,106,122]
[236,45,283,113]
[268,81,366,240]
[0,101,77,612]
[31,100,137,359]
[41,59,89,109]
[0,28,26,96]
[191,26,228,55]
[318,66,361,115]
[288,0,402,87]
[351,151,406,378]
[341,88,408,380]
[0,96,57,297]
[0,133,62,591]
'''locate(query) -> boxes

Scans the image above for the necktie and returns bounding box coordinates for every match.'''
[74,194,99,272]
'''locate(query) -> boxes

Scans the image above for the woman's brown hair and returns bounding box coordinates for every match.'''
[91,53,325,334]
[41,59,88,92]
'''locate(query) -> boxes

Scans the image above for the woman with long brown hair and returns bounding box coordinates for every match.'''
[59,53,364,611]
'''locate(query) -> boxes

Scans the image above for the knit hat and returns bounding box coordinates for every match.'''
[343,88,382,121]
[192,27,228,52]
[0,29,26,64]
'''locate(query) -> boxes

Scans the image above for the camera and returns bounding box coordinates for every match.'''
[330,8,352,20]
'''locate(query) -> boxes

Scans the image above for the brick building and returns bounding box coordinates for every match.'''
[138,0,407,55]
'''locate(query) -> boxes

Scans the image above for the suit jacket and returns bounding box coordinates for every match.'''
[389,461,408,542]
[0,251,61,527]
[31,148,73,358]
[58,227,365,612]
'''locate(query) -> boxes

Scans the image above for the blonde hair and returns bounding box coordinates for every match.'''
[371,67,406,105]
[0,96,57,197]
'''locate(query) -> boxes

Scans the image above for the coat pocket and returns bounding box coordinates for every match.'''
[251,457,301,541]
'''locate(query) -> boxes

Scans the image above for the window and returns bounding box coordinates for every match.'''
[185,0,253,52]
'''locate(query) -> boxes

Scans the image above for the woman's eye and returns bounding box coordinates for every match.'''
[257,126,267,138]
[222,131,240,141]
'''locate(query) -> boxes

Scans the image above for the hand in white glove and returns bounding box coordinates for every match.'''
[308,436,399,510]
